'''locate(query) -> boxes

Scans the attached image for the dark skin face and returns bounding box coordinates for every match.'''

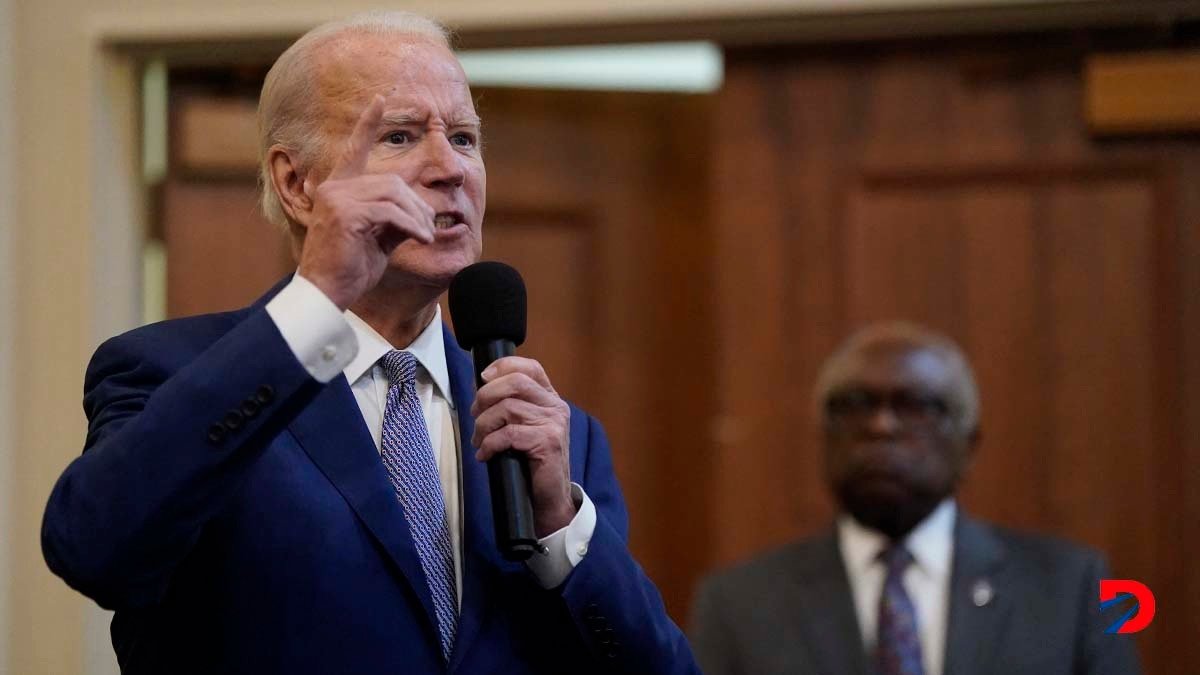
[821,343,979,540]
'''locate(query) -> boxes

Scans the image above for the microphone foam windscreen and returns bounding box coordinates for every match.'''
[448,261,527,349]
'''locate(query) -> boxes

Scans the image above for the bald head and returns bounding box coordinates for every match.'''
[815,322,980,434]
[257,11,453,227]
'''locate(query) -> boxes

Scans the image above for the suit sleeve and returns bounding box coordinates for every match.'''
[41,309,320,610]
[557,412,701,674]
[1077,553,1143,675]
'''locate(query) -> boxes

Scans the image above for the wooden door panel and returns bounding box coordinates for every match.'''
[715,42,1199,673]
[475,213,598,412]
[162,180,291,317]
[842,170,1162,563]
[1041,183,1159,569]
[958,204,1043,527]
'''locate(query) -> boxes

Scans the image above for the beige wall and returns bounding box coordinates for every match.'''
[5,0,1191,673]
[1,0,14,669]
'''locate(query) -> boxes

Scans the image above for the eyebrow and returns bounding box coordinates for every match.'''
[381,111,482,128]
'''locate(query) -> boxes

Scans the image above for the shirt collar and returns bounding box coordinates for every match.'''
[837,499,957,579]
[342,303,454,408]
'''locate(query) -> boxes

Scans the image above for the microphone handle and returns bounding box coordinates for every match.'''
[473,340,540,561]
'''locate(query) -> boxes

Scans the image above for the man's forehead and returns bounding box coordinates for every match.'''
[306,35,477,129]
[313,33,469,93]
[835,343,955,391]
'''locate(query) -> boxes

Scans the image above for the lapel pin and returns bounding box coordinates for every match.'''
[972,579,994,607]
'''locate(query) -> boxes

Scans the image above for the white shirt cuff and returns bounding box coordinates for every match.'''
[525,483,596,589]
[264,274,357,383]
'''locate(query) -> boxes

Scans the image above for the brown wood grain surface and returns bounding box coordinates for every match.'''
[713,41,1200,674]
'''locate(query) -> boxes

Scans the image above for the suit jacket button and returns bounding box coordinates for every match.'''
[222,410,245,431]
[255,385,275,405]
[207,423,227,445]
[240,399,261,418]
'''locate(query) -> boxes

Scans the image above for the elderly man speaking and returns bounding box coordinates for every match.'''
[42,12,698,674]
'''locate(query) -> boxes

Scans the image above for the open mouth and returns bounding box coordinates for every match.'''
[434,212,465,231]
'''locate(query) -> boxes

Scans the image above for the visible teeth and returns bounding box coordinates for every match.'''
[434,215,455,230]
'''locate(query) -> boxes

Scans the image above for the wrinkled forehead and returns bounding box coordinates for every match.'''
[311,34,475,127]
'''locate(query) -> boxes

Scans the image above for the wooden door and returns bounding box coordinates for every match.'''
[710,39,1200,674]
[462,88,718,619]
[161,77,717,619]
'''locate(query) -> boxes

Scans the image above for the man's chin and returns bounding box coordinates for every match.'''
[385,250,479,288]
[839,483,939,539]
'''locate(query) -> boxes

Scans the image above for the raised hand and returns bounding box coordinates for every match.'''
[297,94,437,310]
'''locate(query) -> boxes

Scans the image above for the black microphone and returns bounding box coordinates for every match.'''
[448,261,542,561]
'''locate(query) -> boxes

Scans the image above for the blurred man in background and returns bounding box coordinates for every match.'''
[690,322,1141,675]
[41,11,696,674]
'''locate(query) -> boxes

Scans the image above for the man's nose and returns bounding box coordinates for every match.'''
[862,404,903,436]
[418,134,466,189]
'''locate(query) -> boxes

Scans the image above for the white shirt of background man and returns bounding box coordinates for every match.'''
[838,499,957,675]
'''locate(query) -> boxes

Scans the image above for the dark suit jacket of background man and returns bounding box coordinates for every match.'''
[42,278,698,675]
[690,513,1141,675]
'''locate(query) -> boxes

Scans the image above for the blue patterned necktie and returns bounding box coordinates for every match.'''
[380,349,458,661]
[874,546,925,675]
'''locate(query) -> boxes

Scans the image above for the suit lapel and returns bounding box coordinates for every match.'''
[944,514,1011,675]
[790,531,871,675]
[442,327,523,672]
[286,373,442,646]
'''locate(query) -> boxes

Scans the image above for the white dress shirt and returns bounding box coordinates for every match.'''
[838,499,957,675]
[265,274,596,593]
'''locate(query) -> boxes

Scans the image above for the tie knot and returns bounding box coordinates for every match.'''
[879,545,914,574]
[381,349,419,389]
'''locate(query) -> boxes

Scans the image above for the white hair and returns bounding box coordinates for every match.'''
[257,11,452,227]
[813,321,981,433]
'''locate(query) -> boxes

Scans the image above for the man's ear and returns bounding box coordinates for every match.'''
[961,425,982,470]
[267,145,313,225]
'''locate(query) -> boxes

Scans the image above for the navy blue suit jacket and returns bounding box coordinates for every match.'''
[43,280,698,674]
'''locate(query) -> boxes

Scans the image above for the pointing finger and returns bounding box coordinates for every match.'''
[329,94,384,180]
